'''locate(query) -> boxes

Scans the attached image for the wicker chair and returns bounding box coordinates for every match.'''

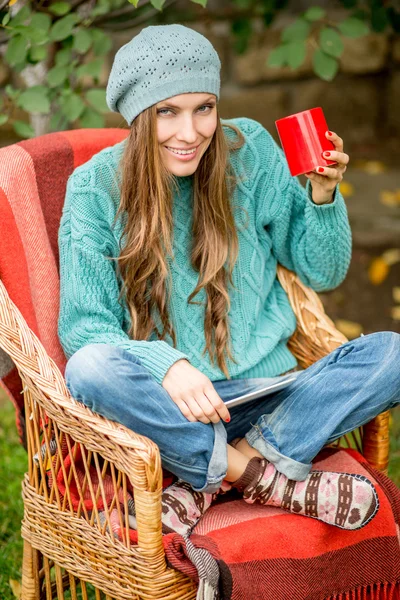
[0,130,391,600]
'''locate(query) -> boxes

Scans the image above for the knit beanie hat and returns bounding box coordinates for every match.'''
[106,24,221,126]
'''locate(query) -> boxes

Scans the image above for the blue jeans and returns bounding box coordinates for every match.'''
[65,331,400,493]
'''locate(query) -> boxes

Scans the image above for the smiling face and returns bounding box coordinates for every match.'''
[156,92,218,177]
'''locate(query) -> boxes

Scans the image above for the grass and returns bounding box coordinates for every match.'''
[0,395,399,599]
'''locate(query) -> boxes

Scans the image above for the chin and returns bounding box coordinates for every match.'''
[169,163,198,177]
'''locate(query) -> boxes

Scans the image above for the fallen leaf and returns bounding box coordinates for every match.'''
[353,160,387,175]
[393,287,400,303]
[382,248,400,266]
[9,579,21,599]
[335,319,363,339]
[339,181,354,198]
[390,306,400,321]
[379,190,400,207]
[368,257,390,285]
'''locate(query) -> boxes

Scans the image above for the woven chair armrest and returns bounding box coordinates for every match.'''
[276,264,390,472]
[0,279,164,558]
[276,264,348,364]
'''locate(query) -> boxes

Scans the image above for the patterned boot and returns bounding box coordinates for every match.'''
[232,457,379,530]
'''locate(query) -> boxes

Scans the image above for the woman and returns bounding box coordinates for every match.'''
[59,24,399,536]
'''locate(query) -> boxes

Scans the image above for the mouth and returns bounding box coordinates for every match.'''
[164,144,200,161]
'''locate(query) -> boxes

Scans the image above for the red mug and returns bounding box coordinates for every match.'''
[275,107,336,177]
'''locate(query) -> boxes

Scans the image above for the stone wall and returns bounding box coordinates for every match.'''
[1,12,400,159]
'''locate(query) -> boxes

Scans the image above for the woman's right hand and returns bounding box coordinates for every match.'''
[162,359,231,424]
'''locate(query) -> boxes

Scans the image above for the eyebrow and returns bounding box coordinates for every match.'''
[157,97,216,109]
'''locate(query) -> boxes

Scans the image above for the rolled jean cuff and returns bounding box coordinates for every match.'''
[245,427,311,481]
[192,420,228,493]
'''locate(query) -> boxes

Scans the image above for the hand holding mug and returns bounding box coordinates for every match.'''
[304,130,350,205]
[275,107,350,205]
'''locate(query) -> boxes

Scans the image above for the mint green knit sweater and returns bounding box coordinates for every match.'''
[58,117,352,384]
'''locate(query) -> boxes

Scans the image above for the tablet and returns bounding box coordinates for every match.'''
[224,372,300,409]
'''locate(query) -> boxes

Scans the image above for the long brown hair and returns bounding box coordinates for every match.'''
[115,104,245,378]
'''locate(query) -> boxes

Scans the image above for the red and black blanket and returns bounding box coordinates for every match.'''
[165,448,400,600]
[0,128,128,444]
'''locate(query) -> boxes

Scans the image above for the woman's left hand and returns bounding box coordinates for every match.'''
[304,130,350,205]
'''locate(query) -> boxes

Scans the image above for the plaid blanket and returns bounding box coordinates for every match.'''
[0,128,128,444]
[165,448,400,600]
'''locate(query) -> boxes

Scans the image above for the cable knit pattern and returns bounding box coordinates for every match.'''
[58,117,352,384]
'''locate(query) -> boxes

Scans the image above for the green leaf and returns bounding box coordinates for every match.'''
[79,107,105,128]
[126,0,139,5]
[319,27,344,58]
[5,35,28,67]
[312,49,339,81]
[50,14,79,42]
[73,29,92,54]
[189,0,207,7]
[76,57,103,80]
[5,84,19,99]
[49,2,71,16]
[9,6,31,26]
[0,114,8,126]
[282,18,310,43]
[24,27,49,46]
[85,89,109,113]
[17,87,51,114]
[267,45,287,68]
[13,120,35,138]
[91,29,112,56]
[2,13,11,26]
[59,93,85,121]
[150,0,165,9]
[338,17,369,38]
[30,13,51,33]
[286,41,306,69]
[371,7,389,33]
[91,0,112,15]
[29,45,48,62]
[48,65,69,87]
[303,7,325,22]
[231,19,252,54]
[55,47,72,66]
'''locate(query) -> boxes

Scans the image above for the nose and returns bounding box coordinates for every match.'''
[175,114,198,145]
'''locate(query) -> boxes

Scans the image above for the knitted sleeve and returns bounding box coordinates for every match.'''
[252,121,352,292]
[58,167,190,385]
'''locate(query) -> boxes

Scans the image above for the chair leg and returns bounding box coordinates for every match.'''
[21,540,40,600]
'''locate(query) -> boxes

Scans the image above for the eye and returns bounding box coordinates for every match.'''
[157,108,172,115]
[198,104,214,112]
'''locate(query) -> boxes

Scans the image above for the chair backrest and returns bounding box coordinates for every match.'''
[0,128,128,431]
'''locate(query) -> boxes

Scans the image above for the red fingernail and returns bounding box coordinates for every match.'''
[328,131,333,136]
[324,151,331,157]
[226,417,231,422]
[318,167,324,173]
